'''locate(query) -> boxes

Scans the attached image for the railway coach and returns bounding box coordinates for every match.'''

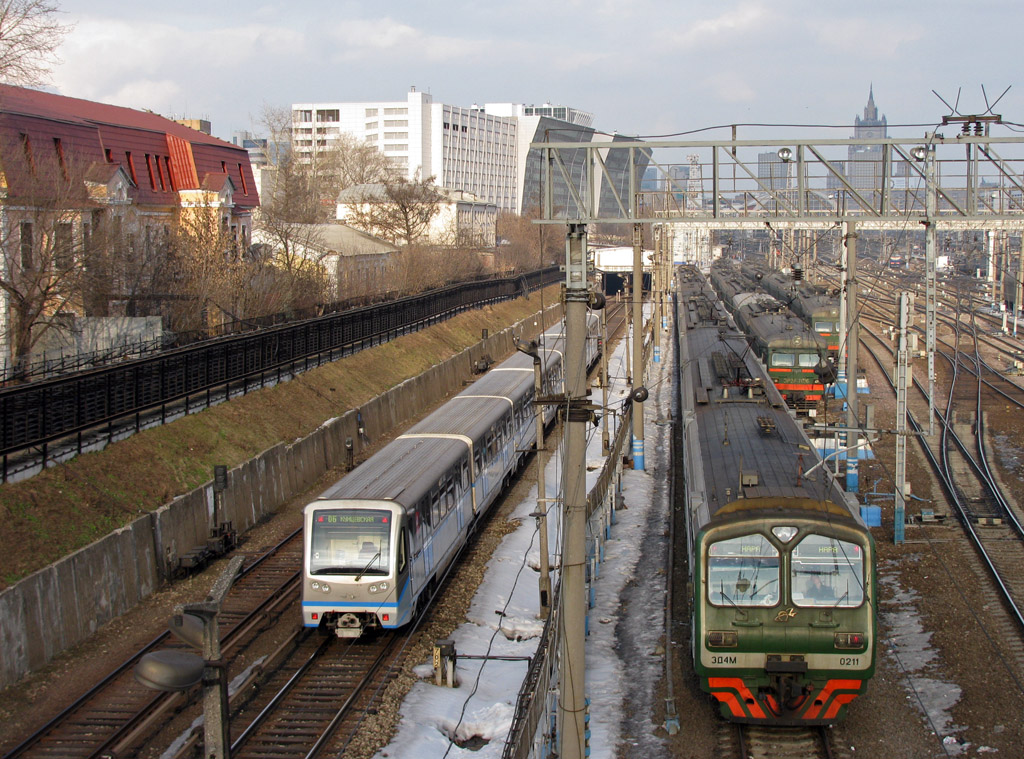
[676,266,876,725]
[710,260,832,415]
[301,314,600,638]
[748,262,841,360]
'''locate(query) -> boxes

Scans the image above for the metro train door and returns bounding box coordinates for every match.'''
[395,527,410,619]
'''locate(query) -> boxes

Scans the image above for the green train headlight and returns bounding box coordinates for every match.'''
[707,631,738,648]
[834,632,867,650]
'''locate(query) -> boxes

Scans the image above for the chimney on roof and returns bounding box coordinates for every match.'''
[410,85,416,92]
[175,118,211,135]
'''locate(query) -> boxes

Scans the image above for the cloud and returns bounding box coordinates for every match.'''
[53,19,306,113]
[653,1,774,49]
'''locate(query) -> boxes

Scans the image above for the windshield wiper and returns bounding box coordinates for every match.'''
[355,551,382,582]
[830,589,850,608]
[719,580,738,608]
[313,566,359,575]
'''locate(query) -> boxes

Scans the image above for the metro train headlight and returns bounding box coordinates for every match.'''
[834,632,867,649]
[368,581,390,594]
[707,631,738,648]
[321,583,330,593]
[310,581,320,591]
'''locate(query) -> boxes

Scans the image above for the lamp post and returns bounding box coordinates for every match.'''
[135,555,245,759]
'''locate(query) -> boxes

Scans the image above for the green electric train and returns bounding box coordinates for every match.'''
[676,266,876,725]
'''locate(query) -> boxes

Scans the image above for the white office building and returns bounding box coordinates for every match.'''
[292,90,644,216]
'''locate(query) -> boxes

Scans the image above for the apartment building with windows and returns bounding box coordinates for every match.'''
[292,90,645,217]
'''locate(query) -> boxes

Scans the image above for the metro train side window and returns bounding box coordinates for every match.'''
[430,489,442,525]
[397,529,407,574]
[791,534,865,608]
[706,534,780,607]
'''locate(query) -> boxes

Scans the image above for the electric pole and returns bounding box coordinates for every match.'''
[558,223,590,759]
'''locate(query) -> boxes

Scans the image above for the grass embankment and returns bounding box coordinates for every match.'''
[0,290,557,588]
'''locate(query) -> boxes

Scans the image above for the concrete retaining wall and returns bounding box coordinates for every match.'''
[0,306,560,690]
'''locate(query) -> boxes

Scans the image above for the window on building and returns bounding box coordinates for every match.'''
[384,119,408,127]
[383,144,407,152]
[317,109,339,122]
[125,152,137,185]
[383,107,408,116]
[54,223,74,270]
[365,134,378,142]
[19,222,33,268]
[145,154,157,190]
[53,138,66,177]
[365,108,378,116]
[20,133,34,171]
[105,148,113,163]
[365,121,378,130]
[383,132,408,140]
[296,109,312,122]
[164,157,176,191]
[155,156,167,191]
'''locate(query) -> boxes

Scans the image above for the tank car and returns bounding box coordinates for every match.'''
[676,266,876,725]
[302,315,600,638]
[710,260,831,414]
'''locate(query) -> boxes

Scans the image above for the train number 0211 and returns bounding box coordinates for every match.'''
[839,657,860,666]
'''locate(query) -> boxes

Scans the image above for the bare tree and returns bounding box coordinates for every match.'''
[0,0,70,86]
[344,176,444,246]
[496,208,561,273]
[322,132,392,191]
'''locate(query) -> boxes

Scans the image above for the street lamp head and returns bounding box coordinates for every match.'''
[911,146,928,161]
[777,147,793,163]
[515,338,539,359]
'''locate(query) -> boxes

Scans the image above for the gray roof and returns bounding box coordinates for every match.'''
[289,223,398,257]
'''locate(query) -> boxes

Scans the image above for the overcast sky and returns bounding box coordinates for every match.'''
[48,0,1022,144]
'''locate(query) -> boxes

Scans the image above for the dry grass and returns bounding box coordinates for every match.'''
[0,290,557,587]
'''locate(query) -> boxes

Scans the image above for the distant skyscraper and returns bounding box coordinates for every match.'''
[757,151,789,190]
[840,87,887,191]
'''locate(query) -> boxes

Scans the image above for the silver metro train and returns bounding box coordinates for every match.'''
[302,315,601,637]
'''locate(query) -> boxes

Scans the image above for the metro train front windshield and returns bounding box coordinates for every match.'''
[309,509,391,576]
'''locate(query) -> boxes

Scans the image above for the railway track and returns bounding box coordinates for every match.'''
[859,322,1024,668]
[3,530,304,759]
[717,723,834,759]
[228,632,399,759]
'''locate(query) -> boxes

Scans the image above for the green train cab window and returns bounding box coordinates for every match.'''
[791,534,864,608]
[813,321,836,334]
[771,353,795,368]
[798,353,820,368]
[707,534,779,607]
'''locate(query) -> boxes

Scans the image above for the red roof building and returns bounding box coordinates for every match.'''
[0,84,260,370]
